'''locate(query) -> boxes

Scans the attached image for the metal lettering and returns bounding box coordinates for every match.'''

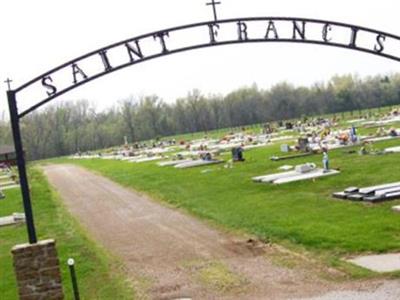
[237,21,249,41]
[265,21,279,39]
[125,40,144,62]
[322,23,332,42]
[98,50,112,72]
[292,21,306,40]
[41,76,57,96]
[153,31,170,54]
[208,23,220,44]
[15,17,400,118]
[374,34,386,53]
[72,63,88,84]
[349,27,359,48]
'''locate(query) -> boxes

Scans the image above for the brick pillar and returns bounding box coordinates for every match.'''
[11,239,64,300]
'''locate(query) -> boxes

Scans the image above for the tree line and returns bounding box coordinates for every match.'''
[1,73,400,160]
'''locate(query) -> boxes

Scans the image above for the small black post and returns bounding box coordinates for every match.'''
[7,90,37,244]
[68,258,80,300]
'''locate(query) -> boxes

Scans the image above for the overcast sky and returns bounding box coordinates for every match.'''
[1,0,400,116]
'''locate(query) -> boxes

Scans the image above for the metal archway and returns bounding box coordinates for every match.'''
[8,16,400,243]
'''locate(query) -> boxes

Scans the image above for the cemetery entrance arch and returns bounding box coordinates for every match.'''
[7,16,400,243]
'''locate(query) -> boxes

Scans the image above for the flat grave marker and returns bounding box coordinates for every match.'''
[347,253,400,273]
[0,213,25,227]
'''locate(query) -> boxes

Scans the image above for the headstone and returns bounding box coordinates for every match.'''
[0,216,16,227]
[344,187,359,193]
[298,138,309,152]
[392,205,400,213]
[0,180,16,187]
[347,194,364,201]
[273,169,339,185]
[2,184,20,190]
[231,147,245,161]
[332,191,348,199]
[285,122,293,130]
[13,212,26,222]
[347,253,400,272]
[295,163,316,174]
[203,152,212,161]
[0,213,25,227]
[280,144,290,152]
[278,165,293,171]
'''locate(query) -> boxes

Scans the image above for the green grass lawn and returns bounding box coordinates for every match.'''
[0,168,133,299]
[57,138,400,261]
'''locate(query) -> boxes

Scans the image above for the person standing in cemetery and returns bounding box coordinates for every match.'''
[322,148,329,172]
[350,125,357,143]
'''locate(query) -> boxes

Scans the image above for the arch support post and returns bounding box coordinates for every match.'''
[7,90,37,244]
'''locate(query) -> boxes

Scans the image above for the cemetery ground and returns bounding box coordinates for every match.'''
[37,131,400,298]
[3,109,400,299]
[59,137,400,260]
[0,168,134,299]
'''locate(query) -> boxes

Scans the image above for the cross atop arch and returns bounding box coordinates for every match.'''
[206,0,221,22]
[4,78,13,90]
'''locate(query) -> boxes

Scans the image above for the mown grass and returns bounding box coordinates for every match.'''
[56,138,400,261]
[0,168,134,299]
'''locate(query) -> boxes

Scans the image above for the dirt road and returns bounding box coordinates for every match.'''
[43,164,399,299]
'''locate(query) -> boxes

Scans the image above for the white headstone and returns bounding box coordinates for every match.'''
[295,163,316,174]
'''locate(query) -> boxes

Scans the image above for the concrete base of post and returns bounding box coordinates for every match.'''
[11,239,64,300]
